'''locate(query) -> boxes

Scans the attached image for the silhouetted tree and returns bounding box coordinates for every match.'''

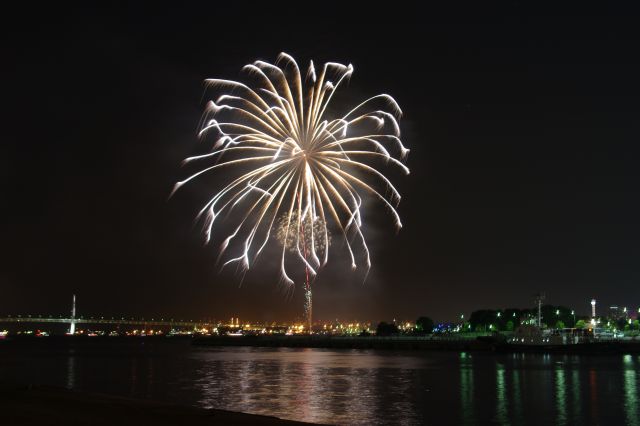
[540,305,573,328]
[469,310,497,330]
[469,306,577,330]
[376,322,399,336]
[415,317,434,334]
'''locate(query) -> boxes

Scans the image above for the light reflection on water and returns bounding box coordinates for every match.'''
[0,341,639,425]
[186,347,640,425]
[512,365,523,425]
[555,365,566,426]
[572,368,580,424]
[460,352,474,425]
[495,363,507,425]
[65,354,75,390]
[624,355,638,426]
[192,349,422,425]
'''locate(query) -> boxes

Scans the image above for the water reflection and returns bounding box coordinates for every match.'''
[2,342,640,426]
[187,349,640,425]
[512,368,523,425]
[146,358,155,399]
[460,352,474,425]
[624,355,638,426]
[129,358,138,396]
[571,369,581,424]
[589,368,598,422]
[195,349,403,425]
[65,353,76,389]
[495,363,508,425]
[555,366,566,426]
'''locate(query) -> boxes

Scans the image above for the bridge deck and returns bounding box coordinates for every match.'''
[0,317,211,327]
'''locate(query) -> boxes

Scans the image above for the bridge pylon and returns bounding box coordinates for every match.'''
[69,294,76,335]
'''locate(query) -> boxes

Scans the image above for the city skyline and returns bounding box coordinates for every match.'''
[1,293,638,325]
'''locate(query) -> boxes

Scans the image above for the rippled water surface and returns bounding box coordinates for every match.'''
[0,339,638,425]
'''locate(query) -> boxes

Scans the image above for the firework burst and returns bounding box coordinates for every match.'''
[173,52,409,307]
[276,211,331,255]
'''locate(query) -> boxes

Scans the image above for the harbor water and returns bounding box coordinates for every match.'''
[0,338,638,425]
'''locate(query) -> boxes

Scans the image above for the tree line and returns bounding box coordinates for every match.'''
[375,305,640,335]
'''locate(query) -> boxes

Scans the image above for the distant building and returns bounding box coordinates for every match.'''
[607,306,628,320]
[609,306,622,320]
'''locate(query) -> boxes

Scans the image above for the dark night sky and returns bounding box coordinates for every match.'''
[3,2,640,323]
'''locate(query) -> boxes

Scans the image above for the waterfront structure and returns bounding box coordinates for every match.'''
[535,293,545,327]
[0,295,213,333]
[69,294,76,335]
[608,306,629,321]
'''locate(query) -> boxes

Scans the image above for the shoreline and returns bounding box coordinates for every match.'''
[192,335,640,354]
[0,384,320,426]
[3,334,640,354]
[193,335,491,351]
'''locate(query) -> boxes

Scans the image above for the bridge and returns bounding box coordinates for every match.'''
[0,295,213,331]
[0,316,212,328]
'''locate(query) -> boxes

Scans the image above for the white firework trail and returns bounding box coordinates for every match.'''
[173,53,410,291]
